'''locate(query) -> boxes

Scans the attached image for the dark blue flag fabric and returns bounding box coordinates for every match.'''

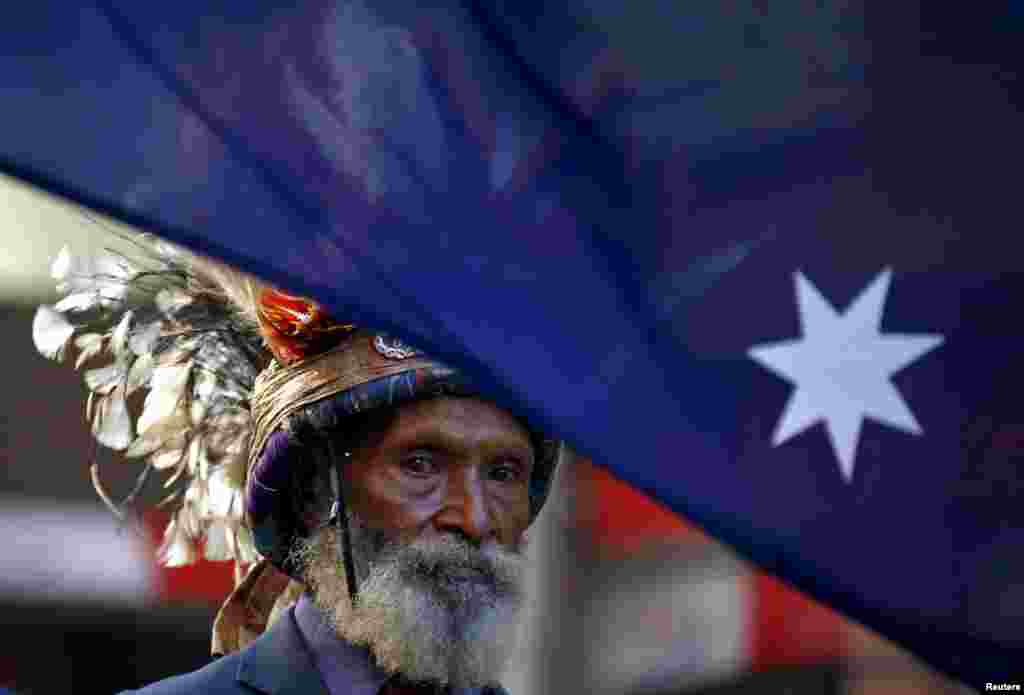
[2,0,1022,687]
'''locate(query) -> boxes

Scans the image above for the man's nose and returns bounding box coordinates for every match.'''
[433,468,494,546]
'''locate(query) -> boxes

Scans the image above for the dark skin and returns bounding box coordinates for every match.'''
[344,397,535,554]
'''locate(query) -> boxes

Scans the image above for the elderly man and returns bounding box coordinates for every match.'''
[33,243,559,695]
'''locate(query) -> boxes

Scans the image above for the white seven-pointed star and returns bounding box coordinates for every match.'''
[748,269,944,482]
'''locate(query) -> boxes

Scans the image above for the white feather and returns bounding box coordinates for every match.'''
[73,333,106,369]
[137,364,191,434]
[32,306,75,360]
[203,520,232,561]
[187,437,211,480]
[50,245,73,281]
[74,332,103,350]
[127,420,187,460]
[204,411,251,456]
[234,525,261,565]
[139,410,190,450]
[93,250,135,282]
[83,362,128,394]
[225,525,239,559]
[159,518,198,568]
[91,385,132,450]
[54,291,106,313]
[186,437,200,475]
[156,346,197,368]
[150,447,185,470]
[150,361,192,393]
[54,249,131,300]
[193,368,217,402]
[110,310,133,358]
[147,235,184,262]
[206,466,238,518]
[179,500,203,538]
[155,287,193,315]
[52,247,90,292]
[124,432,161,459]
[190,400,208,427]
[138,408,190,447]
[126,353,154,393]
[128,321,161,356]
[200,442,212,483]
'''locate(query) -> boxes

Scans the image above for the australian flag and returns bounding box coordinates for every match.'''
[1,0,1021,688]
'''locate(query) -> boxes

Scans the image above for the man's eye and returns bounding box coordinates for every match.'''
[401,454,436,476]
[490,462,523,483]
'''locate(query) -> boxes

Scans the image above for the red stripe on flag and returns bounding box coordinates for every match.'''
[575,460,706,552]
[751,573,845,668]
[573,460,847,669]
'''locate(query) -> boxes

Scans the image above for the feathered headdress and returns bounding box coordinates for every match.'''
[32,232,560,585]
[32,233,271,569]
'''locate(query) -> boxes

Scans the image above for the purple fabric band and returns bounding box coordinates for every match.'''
[246,429,294,522]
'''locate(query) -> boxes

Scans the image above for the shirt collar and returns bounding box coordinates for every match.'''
[294,593,391,695]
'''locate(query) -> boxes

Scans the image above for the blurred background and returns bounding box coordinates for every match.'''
[0,172,970,693]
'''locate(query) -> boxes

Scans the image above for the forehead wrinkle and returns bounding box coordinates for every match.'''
[387,419,533,462]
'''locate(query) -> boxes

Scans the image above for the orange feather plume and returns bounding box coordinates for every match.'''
[256,287,355,365]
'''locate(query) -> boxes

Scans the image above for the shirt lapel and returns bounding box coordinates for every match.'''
[236,606,328,695]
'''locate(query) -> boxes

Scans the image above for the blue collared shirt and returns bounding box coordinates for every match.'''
[293,594,497,695]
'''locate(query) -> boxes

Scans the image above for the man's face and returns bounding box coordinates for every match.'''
[294,396,536,688]
[346,396,535,555]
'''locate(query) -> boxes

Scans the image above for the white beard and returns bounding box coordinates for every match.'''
[290,515,524,689]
